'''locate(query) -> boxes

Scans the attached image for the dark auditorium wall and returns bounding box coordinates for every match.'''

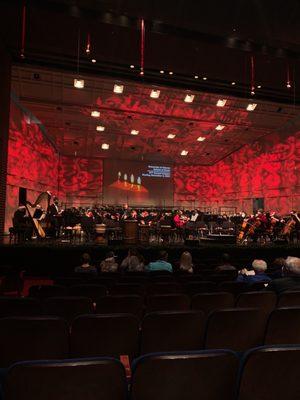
[174,130,300,214]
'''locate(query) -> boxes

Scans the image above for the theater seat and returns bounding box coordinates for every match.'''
[42,296,93,323]
[146,283,183,295]
[191,292,234,316]
[218,282,249,296]
[29,285,67,300]
[131,350,239,400]
[109,283,145,296]
[68,284,107,301]
[184,281,217,296]
[277,291,300,307]
[146,294,190,313]
[236,292,277,313]
[264,307,300,345]
[0,317,68,368]
[70,314,139,361]
[204,308,267,351]
[3,358,127,400]
[96,295,144,319]
[140,311,205,354]
[0,297,41,317]
[238,346,300,400]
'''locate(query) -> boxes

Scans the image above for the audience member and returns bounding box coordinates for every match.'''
[215,253,236,271]
[120,249,145,272]
[268,257,286,279]
[179,251,194,273]
[266,257,300,294]
[146,251,173,272]
[236,259,271,284]
[100,251,119,273]
[74,253,97,276]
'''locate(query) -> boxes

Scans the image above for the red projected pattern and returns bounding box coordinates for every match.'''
[174,131,300,214]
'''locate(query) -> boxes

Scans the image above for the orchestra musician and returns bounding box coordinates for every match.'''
[48,197,63,238]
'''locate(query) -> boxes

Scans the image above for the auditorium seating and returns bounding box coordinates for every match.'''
[235,291,277,313]
[264,307,300,345]
[218,281,249,296]
[95,295,144,319]
[0,297,41,317]
[3,358,128,400]
[184,281,217,295]
[191,292,234,316]
[68,284,107,300]
[140,311,205,354]
[42,296,93,322]
[131,350,239,400]
[29,284,67,299]
[146,282,183,295]
[145,294,190,313]
[110,283,145,296]
[277,291,300,307]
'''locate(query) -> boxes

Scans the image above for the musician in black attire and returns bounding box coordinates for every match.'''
[48,197,62,238]
[12,206,31,241]
[81,210,96,242]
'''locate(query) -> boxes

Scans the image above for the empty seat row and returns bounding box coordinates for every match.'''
[0,307,299,369]
[3,346,300,400]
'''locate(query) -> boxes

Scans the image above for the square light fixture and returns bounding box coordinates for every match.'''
[181,150,189,156]
[167,133,176,139]
[150,89,160,98]
[74,78,85,89]
[91,110,100,118]
[131,129,139,135]
[246,103,257,111]
[96,126,105,132]
[101,143,109,150]
[215,124,225,131]
[216,99,227,107]
[184,94,195,103]
[113,84,124,94]
[197,136,206,141]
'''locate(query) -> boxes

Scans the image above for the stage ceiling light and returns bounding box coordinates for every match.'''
[257,85,261,89]
[101,143,109,150]
[74,78,84,89]
[91,59,96,63]
[194,75,199,79]
[197,136,206,141]
[160,70,164,74]
[131,129,139,135]
[169,71,173,75]
[167,133,176,139]
[203,76,207,80]
[181,150,189,156]
[231,81,236,85]
[215,124,225,130]
[150,89,160,98]
[216,99,227,107]
[96,125,105,131]
[246,103,257,111]
[184,94,195,103]
[114,84,124,94]
[130,65,135,68]
[91,110,100,117]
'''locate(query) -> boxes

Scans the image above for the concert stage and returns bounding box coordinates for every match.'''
[1,239,299,277]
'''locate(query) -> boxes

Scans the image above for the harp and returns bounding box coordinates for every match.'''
[23,192,51,238]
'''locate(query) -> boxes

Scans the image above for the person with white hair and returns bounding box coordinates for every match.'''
[236,259,271,284]
[266,257,300,294]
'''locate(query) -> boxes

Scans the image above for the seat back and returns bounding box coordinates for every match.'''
[3,358,127,400]
[109,284,145,296]
[146,294,190,313]
[184,281,217,296]
[71,314,139,361]
[264,307,300,345]
[0,297,41,317]
[42,297,93,323]
[140,311,205,354]
[278,291,300,307]
[29,285,67,300]
[68,284,107,301]
[191,292,234,316]
[236,292,277,313]
[96,295,144,319]
[146,283,182,295]
[218,281,249,296]
[0,317,68,368]
[131,350,239,400]
[238,346,300,400]
[205,308,267,351]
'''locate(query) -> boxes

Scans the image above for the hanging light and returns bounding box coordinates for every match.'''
[74,78,85,89]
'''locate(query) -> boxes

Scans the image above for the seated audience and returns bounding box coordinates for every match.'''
[179,251,194,273]
[74,253,97,276]
[120,249,145,272]
[236,259,271,284]
[100,251,119,273]
[215,253,236,271]
[268,257,286,279]
[266,257,300,294]
[146,250,173,273]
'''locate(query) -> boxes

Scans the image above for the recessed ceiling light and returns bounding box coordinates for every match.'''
[160,70,164,74]
[194,75,199,79]
[169,71,173,75]
[246,103,257,111]
[215,124,225,131]
[96,125,105,132]
[130,65,135,68]
[91,59,96,63]
[113,84,124,94]
[74,78,85,89]
[131,129,139,135]
[257,85,261,89]
[150,89,160,98]
[91,110,100,118]
[181,150,189,156]
[231,81,236,85]
[101,143,109,150]
[216,99,227,107]
[203,76,207,80]
[197,136,206,142]
[184,94,195,103]
[167,133,176,139]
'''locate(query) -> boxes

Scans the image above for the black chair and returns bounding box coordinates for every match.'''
[205,308,268,351]
[0,317,68,368]
[54,277,85,287]
[184,281,217,296]
[68,284,107,301]
[146,294,190,313]
[236,292,277,313]
[70,314,139,361]
[109,284,145,296]
[140,311,205,354]
[131,350,239,400]
[0,297,41,318]
[42,297,93,323]
[149,275,176,283]
[264,307,300,345]
[191,292,234,316]
[96,295,144,319]
[238,346,300,400]
[218,281,249,296]
[29,285,67,300]
[88,277,116,288]
[3,358,128,400]
[278,291,300,307]
[146,283,183,295]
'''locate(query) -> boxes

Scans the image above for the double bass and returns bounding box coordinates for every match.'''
[22,192,51,238]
